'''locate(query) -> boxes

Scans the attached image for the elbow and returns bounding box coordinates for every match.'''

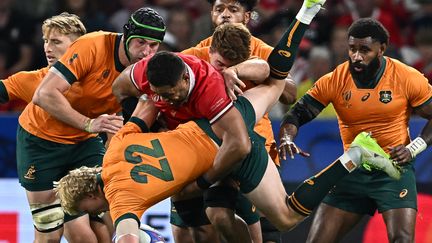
[112,82,124,103]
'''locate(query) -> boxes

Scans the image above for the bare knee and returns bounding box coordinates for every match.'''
[388,230,414,243]
[34,230,63,243]
[64,216,98,243]
[270,207,306,232]
[190,225,220,243]
[206,207,235,230]
[273,217,299,232]
[64,229,98,243]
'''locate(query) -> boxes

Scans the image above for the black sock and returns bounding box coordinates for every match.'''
[268,20,308,79]
[288,160,348,216]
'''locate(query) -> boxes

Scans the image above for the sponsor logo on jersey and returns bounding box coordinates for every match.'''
[361,93,370,101]
[343,90,352,101]
[379,90,392,104]
[96,69,111,83]
[342,90,352,108]
[68,53,78,65]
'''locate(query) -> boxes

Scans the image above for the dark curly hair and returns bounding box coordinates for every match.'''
[207,0,258,11]
[348,18,389,45]
[147,51,185,87]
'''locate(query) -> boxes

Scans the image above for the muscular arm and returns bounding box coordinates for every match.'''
[130,97,158,128]
[279,97,321,159]
[390,102,432,164]
[112,65,142,103]
[223,58,270,99]
[202,107,251,184]
[227,58,270,83]
[280,97,321,137]
[33,70,89,130]
[33,70,123,134]
[413,103,432,144]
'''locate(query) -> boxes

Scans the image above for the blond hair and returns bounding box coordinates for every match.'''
[42,12,86,39]
[54,166,100,215]
[210,23,251,65]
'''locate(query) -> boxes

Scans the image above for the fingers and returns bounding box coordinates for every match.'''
[91,114,124,133]
[233,84,243,95]
[227,88,237,101]
[279,146,287,160]
[299,151,311,157]
[235,79,246,89]
[388,145,411,165]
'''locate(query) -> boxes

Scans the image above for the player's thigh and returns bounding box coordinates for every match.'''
[25,189,64,240]
[244,155,293,230]
[306,203,363,243]
[17,125,79,191]
[382,208,416,241]
[235,192,262,243]
[373,165,417,213]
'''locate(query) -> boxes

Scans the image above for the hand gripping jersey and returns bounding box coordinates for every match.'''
[131,53,233,130]
[307,57,432,152]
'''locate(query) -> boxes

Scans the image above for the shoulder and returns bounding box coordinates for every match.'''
[196,37,212,47]
[5,67,49,81]
[181,47,210,61]
[386,57,426,82]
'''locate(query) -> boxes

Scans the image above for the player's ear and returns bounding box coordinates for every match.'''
[243,11,251,25]
[379,43,387,56]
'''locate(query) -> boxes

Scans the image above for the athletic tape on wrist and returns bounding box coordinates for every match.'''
[406,137,427,158]
[84,118,94,133]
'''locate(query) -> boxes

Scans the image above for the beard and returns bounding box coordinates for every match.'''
[349,55,380,84]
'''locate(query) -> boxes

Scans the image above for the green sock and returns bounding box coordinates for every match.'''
[268,20,308,79]
[287,160,348,216]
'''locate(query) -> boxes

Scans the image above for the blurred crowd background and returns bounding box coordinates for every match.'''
[1,0,431,116]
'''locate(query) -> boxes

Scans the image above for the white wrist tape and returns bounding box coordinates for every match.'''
[406,137,427,158]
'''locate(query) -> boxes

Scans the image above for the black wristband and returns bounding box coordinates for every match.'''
[196,176,212,190]
[129,117,150,132]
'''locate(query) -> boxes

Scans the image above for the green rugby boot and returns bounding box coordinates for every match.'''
[350,132,401,180]
[305,0,326,8]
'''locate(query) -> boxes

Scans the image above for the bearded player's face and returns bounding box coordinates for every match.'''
[348,36,384,83]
